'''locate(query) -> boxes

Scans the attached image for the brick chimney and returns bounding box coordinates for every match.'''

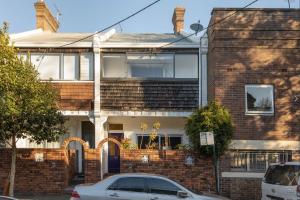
[34,0,59,32]
[172,7,185,34]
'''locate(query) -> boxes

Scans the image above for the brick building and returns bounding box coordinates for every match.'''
[208,8,300,199]
[6,1,300,199]
[10,1,206,176]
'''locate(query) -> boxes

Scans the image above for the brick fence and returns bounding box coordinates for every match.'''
[120,149,215,193]
[0,148,70,194]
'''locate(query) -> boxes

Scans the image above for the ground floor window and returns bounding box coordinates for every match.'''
[137,135,182,150]
[230,151,292,172]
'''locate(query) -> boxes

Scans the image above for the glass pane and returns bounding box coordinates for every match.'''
[265,165,300,186]
[175,54,198,78]
[137,135,159,149]
[246,85,274,113]
[147,178,180,196]
[31,54,60,80]
[103,54,127,78]
[128,54,173,78]
[116,177,145,192]
[161,136,182,149]
[80,53,93,80]
[64,54,79,80]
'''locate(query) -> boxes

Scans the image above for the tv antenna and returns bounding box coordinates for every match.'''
[53,3,62,24]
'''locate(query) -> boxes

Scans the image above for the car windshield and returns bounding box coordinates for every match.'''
[264,164,300,186]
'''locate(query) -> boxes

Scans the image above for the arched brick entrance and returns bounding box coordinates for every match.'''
[61,137,89,185]
[96,137,122,180]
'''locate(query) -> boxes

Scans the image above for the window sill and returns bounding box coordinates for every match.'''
[222,172,265,178]
[245,112,274,116]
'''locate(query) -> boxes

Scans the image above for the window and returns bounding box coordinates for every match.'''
[63,54,79,80]
[128,54,174,78]
[31,54,61,80]
[30,53,94,81]
[108,177,146,193]
[245,85,274,114]
[264,165,300,186]
[137,135,182,150]
[230,151,292,172]
[147,178,180,196]
[103,54,127,78]
[102,53,198,79]
[175,54,198,78]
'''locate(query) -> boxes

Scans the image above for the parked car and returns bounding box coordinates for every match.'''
[70,173,224,200]
[0,196,18,200]
[261,162,300,200]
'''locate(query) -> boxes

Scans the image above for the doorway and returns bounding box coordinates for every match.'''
[81,121,95,174]
[108,132,124,173]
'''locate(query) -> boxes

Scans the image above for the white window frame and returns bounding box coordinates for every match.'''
[245,84,274,115]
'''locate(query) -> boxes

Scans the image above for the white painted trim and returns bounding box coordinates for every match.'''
[60,110,93,116]
[99,43,199,48]
[13,42,93,48]
[100,110,192,117]
[230,140,300,150]
[98,29,116,42]
[10,29,43,39]
[222,172,264,178]
[41,80,94,83]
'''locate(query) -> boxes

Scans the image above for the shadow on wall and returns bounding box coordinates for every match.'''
[208,9,300,141]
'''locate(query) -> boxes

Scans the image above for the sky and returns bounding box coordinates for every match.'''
[0,0,298,34]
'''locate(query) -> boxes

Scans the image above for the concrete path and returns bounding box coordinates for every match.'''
[16,195,69,200]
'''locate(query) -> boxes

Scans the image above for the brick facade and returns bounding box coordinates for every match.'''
[208,8,300,141]
[208,8,300,200]
[120,149,215,193]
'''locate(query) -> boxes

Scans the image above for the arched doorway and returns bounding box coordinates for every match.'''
[61,137,89,185]
[96,138,122,180]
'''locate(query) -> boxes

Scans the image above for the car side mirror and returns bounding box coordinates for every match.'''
[177,190,189,198]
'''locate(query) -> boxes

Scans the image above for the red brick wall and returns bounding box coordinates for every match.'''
[0,149,68,194]
[208,8,300,141]
[120,149,215,194]
[53,82,94,111]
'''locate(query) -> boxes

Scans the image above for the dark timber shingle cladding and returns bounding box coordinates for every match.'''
[100,79,199,111]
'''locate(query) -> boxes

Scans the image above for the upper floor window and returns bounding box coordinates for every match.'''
[29,53,93,81]
[245,85,274,115]
[102,53,198,79]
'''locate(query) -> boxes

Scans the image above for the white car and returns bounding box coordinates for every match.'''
[70,173,224,200]
[261,162,300,200]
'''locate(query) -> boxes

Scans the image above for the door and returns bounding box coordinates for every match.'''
[108,133,123,173]
[105,177,149,200]
[81,121,95,173]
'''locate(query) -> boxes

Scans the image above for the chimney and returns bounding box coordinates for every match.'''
[34,0,59,32]
[172,7,185,34]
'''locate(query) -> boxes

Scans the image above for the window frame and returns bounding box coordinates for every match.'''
[30,53,94,81]
[101,52,199,79]
[136,134,182,150]
[245,84,275,115]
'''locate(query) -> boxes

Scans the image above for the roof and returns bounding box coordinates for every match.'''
[105,33,194,44]
[10,29,200,48]
[211,8,300,13]
[12,32,94,43]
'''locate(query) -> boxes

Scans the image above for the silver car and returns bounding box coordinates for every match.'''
[70,173,223,200]
[0,196,18,200]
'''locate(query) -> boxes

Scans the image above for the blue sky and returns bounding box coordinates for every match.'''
[0,0,297,34]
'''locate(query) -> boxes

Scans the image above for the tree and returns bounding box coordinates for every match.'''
[185,101,233,158]
[0,23,66,197]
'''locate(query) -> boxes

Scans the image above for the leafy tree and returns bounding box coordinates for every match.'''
[185,101,233,157]
[0,23,66,197]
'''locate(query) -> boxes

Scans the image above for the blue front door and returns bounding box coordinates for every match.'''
[108,133,123,173]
